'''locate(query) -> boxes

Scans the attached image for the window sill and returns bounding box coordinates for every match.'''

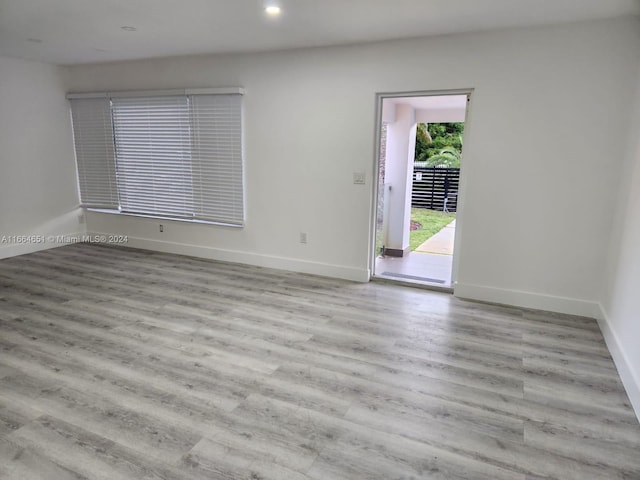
[85,208,244,228]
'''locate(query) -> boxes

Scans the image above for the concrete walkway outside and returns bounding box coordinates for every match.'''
[415,219,456,255]
[375,219,456,286]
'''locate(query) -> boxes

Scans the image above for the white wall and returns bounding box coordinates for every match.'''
[0,56,83,258]
[600,61,640,418]
[385,103,416,253]
[64,18,640,315]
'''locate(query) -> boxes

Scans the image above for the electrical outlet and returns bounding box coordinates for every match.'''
[77,213,85,225]
[159,224,164,233]
[353,172,366,185]
[299,232,307,244]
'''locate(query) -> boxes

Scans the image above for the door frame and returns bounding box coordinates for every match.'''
[368,88,475,289]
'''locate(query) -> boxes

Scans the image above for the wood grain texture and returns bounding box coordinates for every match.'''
[0,243,639,479]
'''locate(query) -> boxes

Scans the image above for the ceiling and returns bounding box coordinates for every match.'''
[383,95,468,123]
[389,95,468,111]
[0,0,638,65]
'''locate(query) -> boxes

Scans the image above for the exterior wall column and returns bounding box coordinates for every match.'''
[384,103,416,256]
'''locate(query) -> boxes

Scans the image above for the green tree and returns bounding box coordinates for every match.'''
[415,122,464,165]
[414,123,433,163]
[425,146,461,168]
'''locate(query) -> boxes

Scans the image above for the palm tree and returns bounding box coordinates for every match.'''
[426,146,461,168]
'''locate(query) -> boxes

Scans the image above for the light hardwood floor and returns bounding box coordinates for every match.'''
[0,243,639,479]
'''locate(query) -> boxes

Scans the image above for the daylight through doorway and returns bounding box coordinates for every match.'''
[373,93,469,288]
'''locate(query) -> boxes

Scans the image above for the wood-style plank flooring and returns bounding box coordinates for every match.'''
[0,243,639,479]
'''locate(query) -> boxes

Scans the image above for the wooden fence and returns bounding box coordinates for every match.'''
[411,167,460,212]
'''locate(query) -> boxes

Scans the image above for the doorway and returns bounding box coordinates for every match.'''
[371,91,471,288]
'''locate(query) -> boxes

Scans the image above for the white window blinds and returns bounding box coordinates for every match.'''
[69,89,245,226]
[70,97,118,209]
[190,94,244,225]
[112,96,194,218]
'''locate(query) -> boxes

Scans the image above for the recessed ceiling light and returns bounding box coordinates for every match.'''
[263,0,282,16]
[265,5,281,15]
[120,26,137,32]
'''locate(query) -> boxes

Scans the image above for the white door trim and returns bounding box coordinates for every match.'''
[369,88,474,289]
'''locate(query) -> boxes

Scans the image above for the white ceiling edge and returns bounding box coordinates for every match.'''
[61,15,640,67]
[56,14,640,67]
[0,0,638,66]
[56,15,638,70]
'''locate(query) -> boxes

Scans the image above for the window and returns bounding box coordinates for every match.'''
[69,88,245,226]
[111,95,193,218]
[69,96,118,208]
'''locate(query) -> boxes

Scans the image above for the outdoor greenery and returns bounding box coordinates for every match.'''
[415,122,464,167]
[424,146,462,168]
[409,208,456,251]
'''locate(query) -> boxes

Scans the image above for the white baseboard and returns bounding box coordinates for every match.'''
[597,303,640,421]
[0,232,85,260]
[91,233,371,282]
[453,282,602,319]
[454,283,639,421]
